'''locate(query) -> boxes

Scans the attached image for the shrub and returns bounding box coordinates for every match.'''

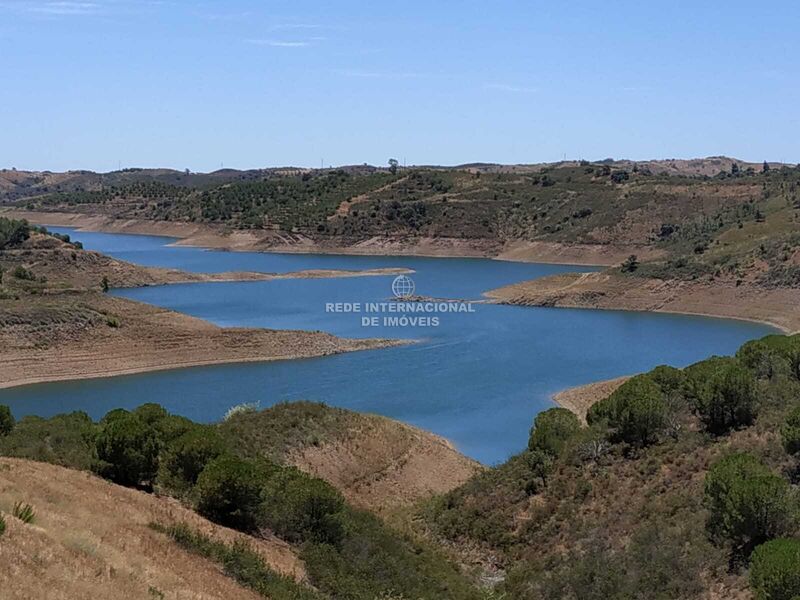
[737,339,783,379]
[260,467,345,544]
[194,454,270,531]
[0,405,14,436]
[648,365,685,397]
[94,413,160,487]
[153,522,323,600]
[528,407,582,457]
[0,217,30,249]
[132,403,169,427]
[704,453,796,553]
[12,501,35,524]
[0,411,97,470]
[749,538,800,600]
[781,406,800,456]
[685,358,759,433]
[0,513,5,536]
[587,375,666,447]
[158,426,227,494]
[12,265,34,280]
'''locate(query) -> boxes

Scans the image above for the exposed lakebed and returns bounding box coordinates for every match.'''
[0,228,776,463]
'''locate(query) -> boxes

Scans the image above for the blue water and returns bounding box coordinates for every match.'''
[0,227,776,464]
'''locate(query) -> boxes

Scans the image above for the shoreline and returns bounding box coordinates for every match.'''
[550,376,631,421]
[0,209,651,267]
[0,338,409,391]
[485,272,799,334]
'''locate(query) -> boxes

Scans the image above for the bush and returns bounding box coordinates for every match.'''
[685,358,759,433]
[0,405,14,436]
[781,406,800,456]
[587,375,666,447]
[648,365,685,397]
[0,411,97,470]
[749,538,800,600]
[0,217,30,249]
[194,454,270,531]
[158,426,227,494]
[12,501,35,524]
[94,412,160,487]
[528,407,582,457]
[737,339,783,379]
[704,453,796,553]
[0,513,5,536]
[12,265,34,280]
[260,467,345,544]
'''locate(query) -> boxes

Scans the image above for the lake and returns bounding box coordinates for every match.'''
[0,227,775,464]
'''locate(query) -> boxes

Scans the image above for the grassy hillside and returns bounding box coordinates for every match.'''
[0,402,484,600]
[8,160,800,286]
[418,333,800,599]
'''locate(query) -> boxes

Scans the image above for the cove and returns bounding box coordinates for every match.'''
[0,227,777,464]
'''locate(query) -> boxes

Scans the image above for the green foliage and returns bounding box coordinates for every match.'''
[738,339,784,379]
[12,501,35,524]
[648,364,685,397]
[152,522,323,600]
[587,374,667,447]
[704,453,796,553]
[528,407,582,457]
[94,411,160,487]
[0,411,97,470]
[158,426,226,494]
[684,358,759,433]
[194,454,270,531]
[750,538,800,600]
[0,217,30,249]
[0,513,5,536]
[12,265,34,280]
[0,405,14,436]
[781,406,800,456]
[260,466,344,544]
[621,254,639,272]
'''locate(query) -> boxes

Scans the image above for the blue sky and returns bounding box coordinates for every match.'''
[1,0,798,171]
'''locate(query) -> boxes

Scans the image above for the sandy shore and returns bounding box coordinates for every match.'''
[485,271,799,333]
[551,376,631,421]
[1,209,659,267]
[0,293,407,390]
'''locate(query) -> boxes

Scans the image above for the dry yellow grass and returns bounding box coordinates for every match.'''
[287,413,485,515]
[0,458,306,600]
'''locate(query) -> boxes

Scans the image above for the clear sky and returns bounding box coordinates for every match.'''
[2,0,798,172]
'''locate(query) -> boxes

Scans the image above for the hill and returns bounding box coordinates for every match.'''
[0,457,304,600]
[0,218,403,389]
[218,402,484,514]
[413,333,800,599]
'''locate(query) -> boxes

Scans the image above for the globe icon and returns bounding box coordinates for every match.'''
[391,275,415,299]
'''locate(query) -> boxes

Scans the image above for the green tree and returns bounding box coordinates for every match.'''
[685,358,759,433]
[101,276,110,292]
[0,405,15,436]
[587,375,666,447]
[781,406,800,456]
[704,453,796,554]
[388,158,399,175]
[762,161,771,174]
[749,538,800,600]
[194,454,269,531]
[158,426,227,494]
[94,413,160,487]
[260,467,344,544]
[528,407,582,457]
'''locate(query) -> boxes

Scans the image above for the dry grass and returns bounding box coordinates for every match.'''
[287,412,485,514]
[0,457,306,600]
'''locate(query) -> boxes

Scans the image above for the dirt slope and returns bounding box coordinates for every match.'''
[0,458,305,600]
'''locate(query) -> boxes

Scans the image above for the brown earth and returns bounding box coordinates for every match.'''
[2,209,644,266]
[0,457,305,600]
[551,376,631,422]
[286,412,485,514]
[485,271,800,333]
[0,292,405,390]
